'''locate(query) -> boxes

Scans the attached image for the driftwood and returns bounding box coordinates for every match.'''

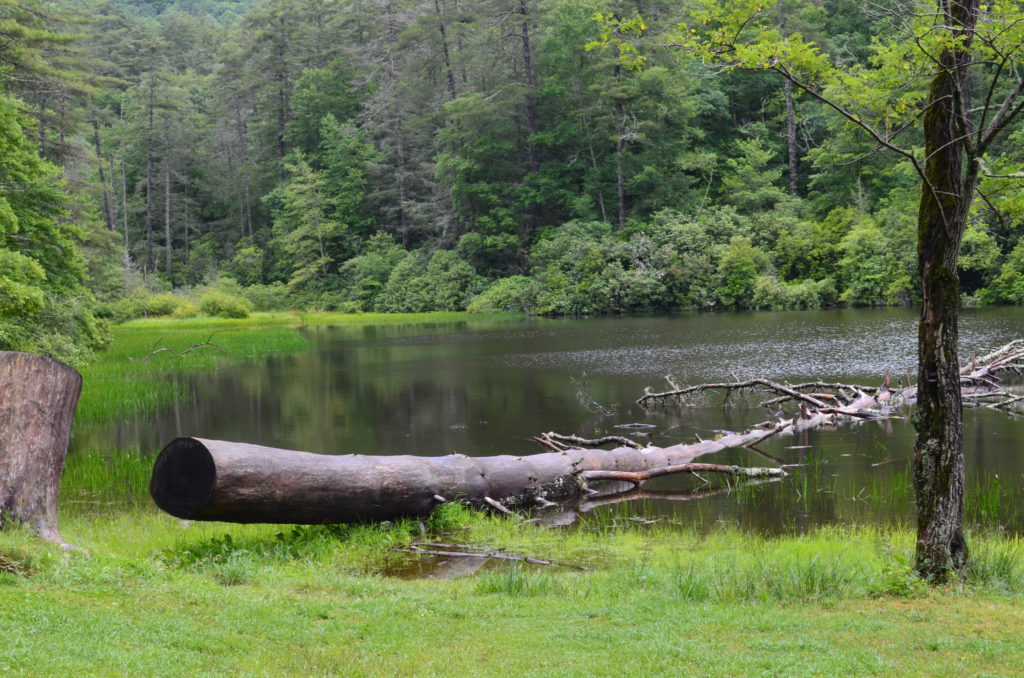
[395,542,591,570]
[150,435,787,524]
[0,352,82,546]
[637,339,1024,416]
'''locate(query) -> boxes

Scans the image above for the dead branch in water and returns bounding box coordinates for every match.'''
[637,339,1024,416]
[142,333,225,362]
[538,431,643,450]
[580,463,786,487]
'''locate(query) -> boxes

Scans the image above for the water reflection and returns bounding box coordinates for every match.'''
[73,307,1024,532]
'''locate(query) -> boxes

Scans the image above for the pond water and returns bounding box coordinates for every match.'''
[73,308,1024,533]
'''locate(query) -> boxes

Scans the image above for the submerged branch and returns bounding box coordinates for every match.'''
[637,339,1024,416]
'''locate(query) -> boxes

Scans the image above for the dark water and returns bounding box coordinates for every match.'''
[74,308,1024,533]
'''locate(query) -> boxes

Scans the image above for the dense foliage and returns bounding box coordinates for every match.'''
[4,0,1024,356]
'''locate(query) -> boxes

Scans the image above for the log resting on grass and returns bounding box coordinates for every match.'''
[150,435,786,524]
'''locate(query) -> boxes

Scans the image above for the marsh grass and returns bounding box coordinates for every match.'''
[60,450,154,511]
[965,473,1021,528]
[77,311,506,424]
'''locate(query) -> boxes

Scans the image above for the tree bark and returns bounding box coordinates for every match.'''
[0,353,82,543]
[118,96,130,256]
[92,118,115,232]
[150,432,786,525]
[383,0,409,242]
[233,98,254,238]
[433,0,457,102]
[611,3,627,230]
[164,163,173,280]
[784,78,799,197]
[518,0,542,235]
[145,74,156,277]
[913,0,980,581]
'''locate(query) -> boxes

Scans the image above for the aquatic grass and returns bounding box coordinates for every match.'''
[76,322,311,424]
[60,449,154,512]
[77,311,511,425]
[965,473,1022,529]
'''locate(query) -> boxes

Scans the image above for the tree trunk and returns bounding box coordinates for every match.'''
[92,118,115,232]
[611,5,627,230]
[233,99,254,238]
[384,0,409,242]
[433,0,457,102]
[614,100,626,230]
[274,13,290,184]
[118,97,130,256]
[164,164,173,280]
[784,78,799,197]
[913,0,979,581]
[150,433,785,524]
[0,352,82,544]
[37,92,47,160]
[120,148,130,256]
[145,75,156,277]
[109,151,120,235]
[518,0,542,235]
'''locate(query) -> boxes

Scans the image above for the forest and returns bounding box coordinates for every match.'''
[4,0,1024,364]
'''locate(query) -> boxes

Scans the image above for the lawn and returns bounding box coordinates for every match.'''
[2,508,1023,677]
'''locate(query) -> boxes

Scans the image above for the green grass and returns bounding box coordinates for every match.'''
[22,311,1024,675]
[2,507,1023,677]
[77,311,509,423]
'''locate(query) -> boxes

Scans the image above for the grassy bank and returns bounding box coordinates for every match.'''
[33,311,1023,676]
[2,505,1023,677]
[76,311,502,424]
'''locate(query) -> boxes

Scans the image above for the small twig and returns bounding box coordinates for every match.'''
[398,545,590,570]
[638,378,832,409]
[579,463,787,488]
[141,347,171,363]
[142,333,225,362]
[483,496,519,519]
[533,435,567,452]
[542,432,642,449]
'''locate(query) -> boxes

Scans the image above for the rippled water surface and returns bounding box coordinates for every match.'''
[75,308,1024,532]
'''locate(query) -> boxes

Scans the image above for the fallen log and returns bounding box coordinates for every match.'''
[150,435,787,524]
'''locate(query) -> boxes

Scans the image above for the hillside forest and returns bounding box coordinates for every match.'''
[4,0,1024,363]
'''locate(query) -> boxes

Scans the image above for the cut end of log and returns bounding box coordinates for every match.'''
[150,438,217,519]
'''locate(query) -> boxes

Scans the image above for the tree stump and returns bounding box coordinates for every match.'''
[0,352,82,543]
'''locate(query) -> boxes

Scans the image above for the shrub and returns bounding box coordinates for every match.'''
[172,301,199,319]
[422,250,485,311]
[239,282,291,311]
[467,276,540,313]
[143,292,185,317]
[377,252,430,312]
[198,290,253,318]
[105,295,146,323]
[751,276,838,311]
[717,236,771,309]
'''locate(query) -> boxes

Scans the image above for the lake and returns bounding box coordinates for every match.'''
[72,308,1024,533]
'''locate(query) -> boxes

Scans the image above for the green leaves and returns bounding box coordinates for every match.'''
[0,93,105,363]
